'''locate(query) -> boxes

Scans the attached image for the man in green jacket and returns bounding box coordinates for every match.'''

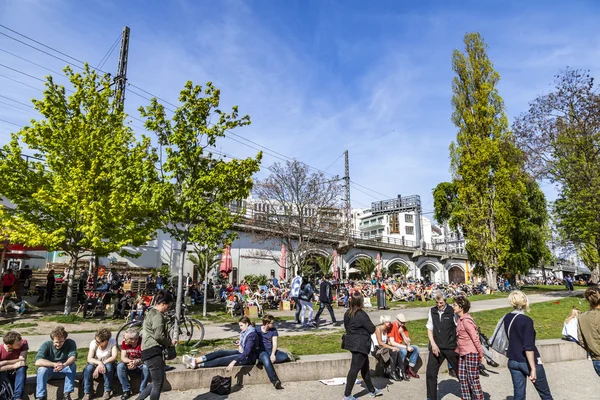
[578,287,600,377]
[35,326,77,400]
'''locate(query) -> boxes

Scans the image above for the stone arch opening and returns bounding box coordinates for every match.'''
[420,263,439,283]
[387,258,411,278]
[448,264,465,284]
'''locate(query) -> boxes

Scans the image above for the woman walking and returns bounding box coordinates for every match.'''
[137,291,175,400]
[577,287,600,376]
[453,296,484,400]
[343,292,382,400]
[504,290,553,400]
[299,279,315,328]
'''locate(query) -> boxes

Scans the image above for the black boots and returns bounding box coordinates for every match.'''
[389,367,402,381]
[479,365,489,377]
[397,366,409,381]
[273,380,283,390]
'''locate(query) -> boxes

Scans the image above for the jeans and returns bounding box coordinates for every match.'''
[137,354,165,400]
[507,359,553,400]
[200,350,249,368]
[4,366,27,399]
[426,348,459,400]
[345,351,375,397]
[117,362,150,393]
[36,364,76,398]
[299,300,313,324]
[593,360,600,377]
[397,345,420,367]
[156,284,164,290]
[314,302,336,323]
[84,362,115,394]
[257,350,290,383]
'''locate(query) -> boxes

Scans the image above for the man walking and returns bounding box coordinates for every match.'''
[314,275,336,325]
[290,275,303,324]
[426,291,459,400]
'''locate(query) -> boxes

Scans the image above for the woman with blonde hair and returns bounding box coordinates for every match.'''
[371,315,402,381]
[577,287,600,376]
[503,290,553,400]
[562,306,580,342]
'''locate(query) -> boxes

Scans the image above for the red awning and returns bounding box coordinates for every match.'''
[2,252,46,259]
[7,244,47,251]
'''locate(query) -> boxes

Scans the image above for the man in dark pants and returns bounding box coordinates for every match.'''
[290,275,303,324]
[315,275,336,324]
[426,290,459,400]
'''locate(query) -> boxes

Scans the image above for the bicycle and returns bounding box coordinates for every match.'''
[116,305,205,350]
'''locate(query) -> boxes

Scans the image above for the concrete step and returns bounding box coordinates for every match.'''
[21,339,587,399]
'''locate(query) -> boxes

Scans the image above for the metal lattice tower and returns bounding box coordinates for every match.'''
[114,26,130,111]
[344,150,351,242]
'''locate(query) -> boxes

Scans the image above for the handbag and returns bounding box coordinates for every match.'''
[341,334,346,350]
[163,346,177,361]
[210,375,232,395]
[490,313,520,356]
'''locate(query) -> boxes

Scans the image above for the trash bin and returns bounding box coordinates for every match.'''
[376,288,387,310]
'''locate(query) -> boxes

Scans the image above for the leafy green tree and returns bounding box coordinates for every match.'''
[0,65,158,314]
[314,255,333,277]
[139,81,261,338]
[513,69,600,282]
[389,262,410,279]
[188,247,222,284]
[446,32,529,289]
[357,257,377,279]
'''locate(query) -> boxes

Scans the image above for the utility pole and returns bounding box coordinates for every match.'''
[114,26,130,111]
[344,150,351,243]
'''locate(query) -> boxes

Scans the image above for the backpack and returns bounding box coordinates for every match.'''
[0,374,14,400]
[210,375,231,395]
[489,313,520,357]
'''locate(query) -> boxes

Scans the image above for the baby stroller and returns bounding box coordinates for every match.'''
[77,291,106,318]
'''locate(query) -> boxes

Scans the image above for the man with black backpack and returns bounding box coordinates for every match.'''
[0,331,28,400]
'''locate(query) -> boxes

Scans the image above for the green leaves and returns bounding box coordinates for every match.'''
[357,257,377,279]
[438,33,546,288]
[0,65,159,259]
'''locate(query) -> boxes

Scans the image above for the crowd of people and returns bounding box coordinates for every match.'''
[340,287,600,400]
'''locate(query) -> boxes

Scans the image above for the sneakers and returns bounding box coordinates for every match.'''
[102,391,112,399]
[343,396,357,400]
[369,388,383,397]
[182,354,196,369]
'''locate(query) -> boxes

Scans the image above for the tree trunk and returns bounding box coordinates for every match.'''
[0,246,7,273]
[202,251,208,318]
[592,264,600,284]
[63,256,78,315]
[174,237,188,342]
[486,268,498,291]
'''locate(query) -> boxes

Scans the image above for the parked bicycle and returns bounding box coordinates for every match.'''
[116,304,205,350]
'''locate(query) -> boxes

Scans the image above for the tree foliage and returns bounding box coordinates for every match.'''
[139,80,261,337]
[188,247,222,284]
[0,65,158,313]
[513,69,600,280]
[356,257,377,279]
[314,255,333,277]
[252,160,343,276]
[442,32,539,289]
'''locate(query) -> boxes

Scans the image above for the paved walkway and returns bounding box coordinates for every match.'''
[23,291,576,351]
[156,358,597,399]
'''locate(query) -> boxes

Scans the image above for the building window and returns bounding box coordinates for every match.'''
[390,214,399,234]
[405,226,414,235]
[405,214,414,223]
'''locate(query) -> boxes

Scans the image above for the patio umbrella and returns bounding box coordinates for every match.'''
[332,250,338,280]
[279,244,287,281]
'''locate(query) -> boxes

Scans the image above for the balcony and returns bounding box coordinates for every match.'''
[358,219,385,230]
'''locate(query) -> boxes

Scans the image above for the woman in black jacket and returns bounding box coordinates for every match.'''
[343,292,382,399]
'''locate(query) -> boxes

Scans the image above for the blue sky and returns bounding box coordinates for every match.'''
[1,0,600,213]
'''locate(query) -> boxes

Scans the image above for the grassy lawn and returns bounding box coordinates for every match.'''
[385,291,509,310]
[521,285,587,293]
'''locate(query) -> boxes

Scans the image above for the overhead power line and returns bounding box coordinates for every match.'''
[97,33,122,70]
[0,48,66,76]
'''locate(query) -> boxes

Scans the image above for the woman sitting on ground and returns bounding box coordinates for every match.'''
[562,306,580,342]
[256,314,291,389]
[183,316,258,370]
[371,315,402,381]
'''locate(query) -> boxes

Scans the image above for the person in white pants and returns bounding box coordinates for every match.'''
[299,280,315,328]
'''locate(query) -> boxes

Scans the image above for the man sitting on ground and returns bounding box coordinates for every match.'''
[35,326,77,400]
[117,328,149,400]
[0,331,28,400]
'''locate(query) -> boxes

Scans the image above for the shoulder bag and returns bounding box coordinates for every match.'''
[489,313,520,357]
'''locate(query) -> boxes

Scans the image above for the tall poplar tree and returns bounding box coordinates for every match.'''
[139,81,261,337]
[447,32,528,289]
[0,65,159,314]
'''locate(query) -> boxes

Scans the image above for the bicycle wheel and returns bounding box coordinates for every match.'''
[187,318,205,348]
[116,320,143,351]
[169,318,193,346]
